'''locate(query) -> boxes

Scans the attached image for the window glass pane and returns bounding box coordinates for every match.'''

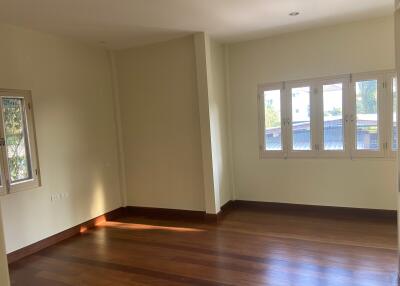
[264,90,282,151]
[291,86,311,150]
[2,98,32,183]
[355,80,379,150]
[393,77,398,150]
[323,83,343,150]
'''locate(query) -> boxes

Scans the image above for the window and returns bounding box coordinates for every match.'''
[259,70,396,159]
[0,89,40,195]
[323,83,344,151]
[259,83,286,158]
[264,89,282,151]
[318,77,349,158]
[355,80,379,151]
[291,86,312,151]
[286,82,317,158]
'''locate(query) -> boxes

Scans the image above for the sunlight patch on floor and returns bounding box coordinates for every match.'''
[102,221,205,232]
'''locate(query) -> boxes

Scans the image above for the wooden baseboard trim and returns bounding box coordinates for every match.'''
[125,202,235,223]
[125,206,207,221]
[220,200,236,213]
[230,200,397,221]
[7,207,125,264]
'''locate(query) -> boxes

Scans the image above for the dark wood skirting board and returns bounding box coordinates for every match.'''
[230,200,397,222]
[7,200,396,264]
[124,206,205,220]
[124,200,238,223]
[125,206,222,222]
[7,207,125,264]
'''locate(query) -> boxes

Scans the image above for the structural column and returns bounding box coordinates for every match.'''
[193,32,220,214]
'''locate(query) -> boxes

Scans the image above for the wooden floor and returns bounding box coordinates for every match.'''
[9,206,399,286]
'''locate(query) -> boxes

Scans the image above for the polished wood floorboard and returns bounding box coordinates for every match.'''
[9,207,398,286]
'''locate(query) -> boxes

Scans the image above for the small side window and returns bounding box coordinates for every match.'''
[0,90,40,194]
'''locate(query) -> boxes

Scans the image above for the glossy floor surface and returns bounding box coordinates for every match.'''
[9,207,399,286]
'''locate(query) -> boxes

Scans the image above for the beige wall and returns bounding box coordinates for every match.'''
[115,36,205,211]
[0,24,122,253]
[227,16,397,209]
[395,2,400,248]
[397,10,400,80]
[0,206,9,286]
[208,40,233,207]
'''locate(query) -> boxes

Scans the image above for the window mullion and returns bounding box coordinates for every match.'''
[348,76,356,159]
[386,74,397,158]
[343,78,351,158]
[383,76,390,157]
[378,76,387,157]
[313,82,322,156]
[310,82,318,156]
[282,83,289,158]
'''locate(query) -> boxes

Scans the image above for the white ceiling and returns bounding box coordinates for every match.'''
[0,0,394,50]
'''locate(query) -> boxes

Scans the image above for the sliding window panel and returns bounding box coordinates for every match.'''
[317,77,350,158]
[350,73,385,158]
[287,81,317,158]
[258,83,286,158]
[387,74,398,158]
[0,90,40,193]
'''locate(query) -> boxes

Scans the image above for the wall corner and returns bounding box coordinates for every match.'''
[108,51,128,207]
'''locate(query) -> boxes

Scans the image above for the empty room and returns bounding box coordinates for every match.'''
[0,0,400,285]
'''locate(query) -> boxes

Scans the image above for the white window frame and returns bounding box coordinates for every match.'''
[258,69,396,160]
[0,140,7,196]
[258,82,286,158]
[0,89,40,195]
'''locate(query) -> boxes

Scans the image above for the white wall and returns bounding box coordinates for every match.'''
[0,24,122,253]
[115,35,205,211]
[208,40,233,208]
[227,16,397,210]
[0,206,9,286]
[395,3,400,249]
